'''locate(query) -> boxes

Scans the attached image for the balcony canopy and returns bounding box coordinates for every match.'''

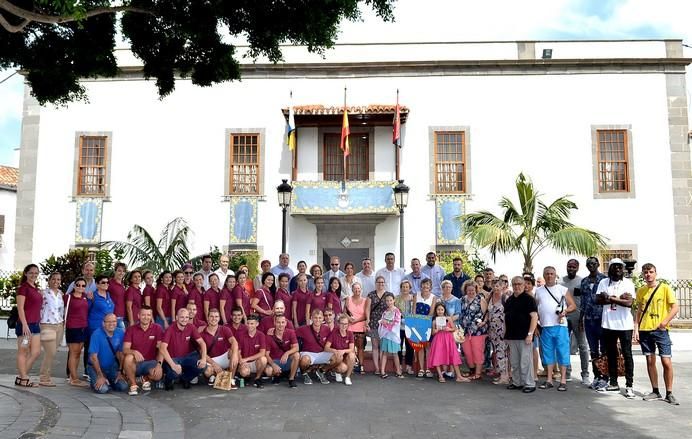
[282,105,409,127]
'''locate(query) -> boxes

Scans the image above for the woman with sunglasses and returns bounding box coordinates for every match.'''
[65,277,90,387]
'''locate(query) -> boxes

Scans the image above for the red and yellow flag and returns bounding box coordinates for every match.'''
[340,107,350,157]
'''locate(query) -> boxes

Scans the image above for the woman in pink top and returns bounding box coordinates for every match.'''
[125,270,143,326]
[15,264,42,387]
[345,282,370,375]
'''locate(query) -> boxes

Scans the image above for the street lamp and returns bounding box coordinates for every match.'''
[393,179,410,269]
[277,179,293,254]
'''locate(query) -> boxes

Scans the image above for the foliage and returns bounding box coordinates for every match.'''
[0,0,395,105]
[459,173,608,273]
[230,250,260,279]
[437,249,485,277]
[40,247,91,292]
[101,217,191,273]
[189,246,222,271]
[0,271,22,304]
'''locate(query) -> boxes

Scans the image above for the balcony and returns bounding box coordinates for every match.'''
[290,181,398,216]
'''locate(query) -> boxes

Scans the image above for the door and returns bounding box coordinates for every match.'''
[322,248,370,271]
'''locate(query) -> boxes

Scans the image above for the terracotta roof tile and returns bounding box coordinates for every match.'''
[283,104,409,115]
[0,165,18,189]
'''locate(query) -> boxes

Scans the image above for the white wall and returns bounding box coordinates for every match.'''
[0,189,16,270]
[27,56,678,278]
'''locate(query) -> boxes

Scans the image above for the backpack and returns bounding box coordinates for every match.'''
[7,306,18,329]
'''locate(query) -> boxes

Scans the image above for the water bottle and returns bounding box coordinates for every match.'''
[239,378,245,388]
[21,336,30,347]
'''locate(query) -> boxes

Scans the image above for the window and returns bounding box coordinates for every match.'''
[77,136,108,196]
[434,131,466,193]
[229,133,260,194]
[0,215,4,234]
[600,248,634,272]
[596,129,629,193]
[323,133,369,181]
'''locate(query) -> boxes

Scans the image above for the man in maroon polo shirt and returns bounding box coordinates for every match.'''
[265,314,300,388]
[236,314,268,388]
[122,306,163,395]
[325,314,357,386]
[259,300,295,334]
[200,309,239,388]
[296,309,335,385]
[227,307,247,338]
[159,308,207,390]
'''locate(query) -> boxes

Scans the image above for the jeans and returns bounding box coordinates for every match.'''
[584,319,606,378]
[86,364,128,393]
[567,318,590,378]
[602,328,634,387]
[163,351,204,383]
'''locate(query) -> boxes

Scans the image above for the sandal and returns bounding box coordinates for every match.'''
[539,381,554,389]
[14,377,38,388]
[406,366,415,375]
[417,371,425,378]
[69,379,89,387]
[359,370,366,375]
[557,383,567,392]
[39,380,56,387]
[425,370,433,378]
[381,374,389,379]
[469,375,482,380]
[456,376,470,383]
[438,376,446,383]
[396,373,405,379]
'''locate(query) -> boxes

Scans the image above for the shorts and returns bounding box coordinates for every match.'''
[210,353,230,370]
[135,360,160,377]
[639,329,672,358]
[381,338,401,354]
[65,327,88,344]
[15,321,41,337]
[272,357,294,373]
[539,325,570,367]
[300,351,333,365]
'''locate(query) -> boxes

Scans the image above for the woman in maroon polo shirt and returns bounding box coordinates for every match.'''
[15,264,42,387]
[306,277,327,324]
[142,271,155,308]
[200,309,239,387]
[292,273,311,327]
[65,277,90,387]
[251,272,275,319]
[109,262,128,329]
[326,277,343,315]
[204,273,222,322]
[274,273,293,322]
[155,271,173,329]
[189,273,206,321]
[169,270,190,319]
[219,274,237,325]
[233,271,252,322]
[125,270,143,327]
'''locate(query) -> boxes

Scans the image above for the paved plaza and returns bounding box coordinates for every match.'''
[0,334,691,439]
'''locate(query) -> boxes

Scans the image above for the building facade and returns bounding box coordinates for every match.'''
[14,40,692,278]
[0,165,17,270]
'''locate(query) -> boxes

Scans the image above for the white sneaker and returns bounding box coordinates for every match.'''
[625,387,635,399]
[190,377,199,385]
[581,376,591,386]
[335,373,343,383]
[344,376,352,386]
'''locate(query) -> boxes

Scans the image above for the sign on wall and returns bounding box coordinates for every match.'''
[435,195,465,246]
[75,198,103,245]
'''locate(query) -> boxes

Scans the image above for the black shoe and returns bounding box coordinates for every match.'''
[272,376,282,385]
[507,384,524,390]
[254,380,264,389]
[164,380,174,391]
[181,380,191,389]
[522,387,536,393]
[288,380,297,388]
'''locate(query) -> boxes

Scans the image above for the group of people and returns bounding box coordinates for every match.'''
[12,251,680,405]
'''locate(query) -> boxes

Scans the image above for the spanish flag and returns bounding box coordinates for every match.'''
[340,107,350,157]
[287,97,296,151]
[393,90,401,147]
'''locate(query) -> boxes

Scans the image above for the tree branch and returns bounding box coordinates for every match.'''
[0,0,154,31]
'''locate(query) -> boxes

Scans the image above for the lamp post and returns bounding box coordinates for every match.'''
[277,179,293,254]
[393,179,410,269]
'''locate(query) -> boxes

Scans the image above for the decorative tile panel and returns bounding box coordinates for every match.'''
[436,195,465,246]
[75,198,103,244]
[291,181,397,215]
[230,197,258,245]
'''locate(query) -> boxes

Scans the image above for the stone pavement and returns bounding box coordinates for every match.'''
[0,343,691,439]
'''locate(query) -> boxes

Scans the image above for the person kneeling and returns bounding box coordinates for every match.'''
[325,314,357,386]
[122,306,164,395]
[87,314,128,394]
[296,309,336,384]
[265,314,300,388]
[200,309,239,389]
[159,308,208,391]
[236,314,268,388]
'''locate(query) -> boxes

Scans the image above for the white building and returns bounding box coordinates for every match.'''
[14,40,692,279]
[0,165,17,271]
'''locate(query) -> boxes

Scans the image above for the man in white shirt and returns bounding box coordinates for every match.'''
[375,252,405,296]
[404,258,429,294]
[200,255,214,289]
[356,258,376,294]
[214,254,235,286]
[535,266,575,392]
[271,253,295,279]
[421,252,445,297]
[596,258,635,398]
[323,256,345,286]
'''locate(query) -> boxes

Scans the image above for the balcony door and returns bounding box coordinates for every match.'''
[323,133,369,181]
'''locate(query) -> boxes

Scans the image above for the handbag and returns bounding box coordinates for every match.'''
[213,370,233,390]
[592,343,626,377]
[453,327,465,344]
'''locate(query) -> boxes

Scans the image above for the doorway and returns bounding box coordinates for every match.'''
[322,248,370,270]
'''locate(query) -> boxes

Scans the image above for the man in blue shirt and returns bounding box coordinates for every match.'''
[579,257,607,390]
[443,257,470,298]
[87,313,128,393]
[404,258,429,294]
[421,252,445,297]
[66,261,97,295]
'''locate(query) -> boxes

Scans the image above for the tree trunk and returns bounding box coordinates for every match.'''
[523,254,533,275]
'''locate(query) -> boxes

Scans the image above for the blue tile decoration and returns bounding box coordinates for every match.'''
[230,197,257,244]
[436,196,465,245]
[291,181,398,214]
[75,198,103,244]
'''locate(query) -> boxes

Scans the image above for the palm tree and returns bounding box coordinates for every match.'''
[458,173,607,274]
[101,217,192,273]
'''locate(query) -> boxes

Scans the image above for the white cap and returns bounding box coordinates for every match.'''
[609,258,625,266]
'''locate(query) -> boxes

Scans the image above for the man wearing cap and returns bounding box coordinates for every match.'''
[595,258,635,398]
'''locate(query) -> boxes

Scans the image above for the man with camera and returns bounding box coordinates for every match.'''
[595,258,635,398]
[535,266,576,392]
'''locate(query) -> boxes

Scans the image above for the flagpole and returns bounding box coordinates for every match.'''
[342,86,347,191]
[395,88,400,181]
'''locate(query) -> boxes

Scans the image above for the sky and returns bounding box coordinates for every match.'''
[1,0,691,167]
